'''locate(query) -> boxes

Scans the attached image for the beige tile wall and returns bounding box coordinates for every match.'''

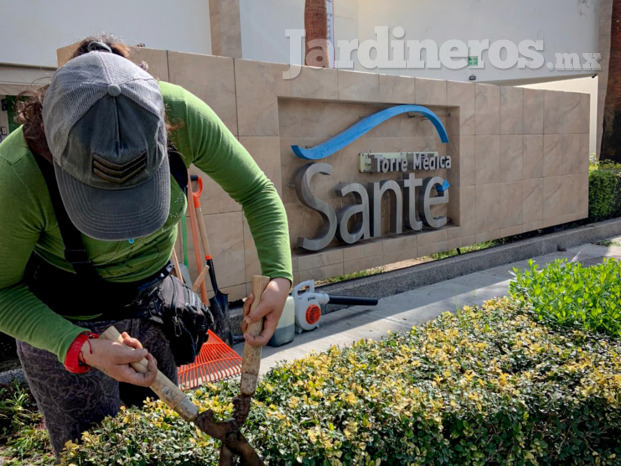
[57,46,589,300]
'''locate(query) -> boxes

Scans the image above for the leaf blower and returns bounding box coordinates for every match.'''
[292,280,379,333]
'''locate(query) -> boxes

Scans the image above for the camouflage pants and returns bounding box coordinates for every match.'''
[16,317,177,457]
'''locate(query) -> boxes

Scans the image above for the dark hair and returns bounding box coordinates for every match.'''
[14,84,48,155]
[14,34,177,157]
[70,35,133,63]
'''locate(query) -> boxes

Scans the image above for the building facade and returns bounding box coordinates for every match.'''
[0,2,596,299]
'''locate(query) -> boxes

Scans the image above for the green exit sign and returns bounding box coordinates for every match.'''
[467,56,478,67]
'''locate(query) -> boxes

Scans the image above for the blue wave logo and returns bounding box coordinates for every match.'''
[291,104,449,161]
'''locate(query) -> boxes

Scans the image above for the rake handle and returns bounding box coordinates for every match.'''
[100,326,199,422]
[192,177,213,259]
[187,171,209,305]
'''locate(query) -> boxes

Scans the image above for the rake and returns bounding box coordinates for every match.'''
[177,330,243,389]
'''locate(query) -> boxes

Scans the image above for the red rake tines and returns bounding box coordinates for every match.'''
[177,330,243,389]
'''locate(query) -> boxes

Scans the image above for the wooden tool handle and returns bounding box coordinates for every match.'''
[192,266,210,292]
[195,201,213,258]
[190,175,213,259]
[171,249,183,283]
[240,275,271,397]
[100,326,199,422]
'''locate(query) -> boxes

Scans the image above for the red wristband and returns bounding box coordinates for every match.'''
[64,332,99,374]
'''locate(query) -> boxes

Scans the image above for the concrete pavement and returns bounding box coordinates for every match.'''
[235,227,621,376]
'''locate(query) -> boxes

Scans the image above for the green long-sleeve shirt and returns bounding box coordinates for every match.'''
[0,81,292,362]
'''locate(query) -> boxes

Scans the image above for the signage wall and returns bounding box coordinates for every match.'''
[56,44,590,300]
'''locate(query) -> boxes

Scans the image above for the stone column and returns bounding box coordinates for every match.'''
[597,0,614,159]
[209,0,243,58]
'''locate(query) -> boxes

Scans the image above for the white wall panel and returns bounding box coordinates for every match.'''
[0,0,211,67]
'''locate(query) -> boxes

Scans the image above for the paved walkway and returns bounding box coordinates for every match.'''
[234,235,621,375]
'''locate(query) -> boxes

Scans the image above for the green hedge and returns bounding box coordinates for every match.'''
[589,162,621,222]
[0,381,54,464]
[509,258,621,339]
[44,300,619,465]
[3,261,621,464]
[2,300,620,464]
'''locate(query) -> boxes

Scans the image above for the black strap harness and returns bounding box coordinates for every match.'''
[25,145,188,318]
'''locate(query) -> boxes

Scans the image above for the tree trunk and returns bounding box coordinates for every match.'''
[601,0,621,162]
[304,0,329,67]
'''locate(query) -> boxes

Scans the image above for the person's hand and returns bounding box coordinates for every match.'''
[80,332,157,386]
[241,277,290,347]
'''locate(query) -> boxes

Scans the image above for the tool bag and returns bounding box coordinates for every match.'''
[28,146,213,366]
[134,273,213,365]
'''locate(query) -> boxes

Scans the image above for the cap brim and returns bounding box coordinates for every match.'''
[54,158,171,241]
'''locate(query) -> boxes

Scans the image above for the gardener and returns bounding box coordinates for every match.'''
[0,35,292,457]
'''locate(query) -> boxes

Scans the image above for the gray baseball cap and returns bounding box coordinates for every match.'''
[42,51,170,241]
